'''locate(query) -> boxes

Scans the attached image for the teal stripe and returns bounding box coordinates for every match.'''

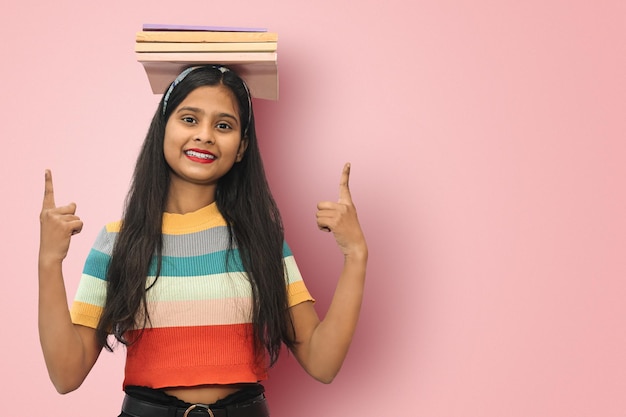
[83,242,294,280]
[152,249,244,277]
[153,244,293,277]
[82,249,111,281]
[282,241,293,257]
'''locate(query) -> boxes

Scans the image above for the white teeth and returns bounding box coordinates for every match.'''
[186,150,215,160]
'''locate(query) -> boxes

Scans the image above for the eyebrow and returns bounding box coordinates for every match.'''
[176,106,240,125]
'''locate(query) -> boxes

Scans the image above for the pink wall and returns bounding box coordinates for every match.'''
[2,0,625,415]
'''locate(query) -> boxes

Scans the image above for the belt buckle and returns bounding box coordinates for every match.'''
[183,404,215,417]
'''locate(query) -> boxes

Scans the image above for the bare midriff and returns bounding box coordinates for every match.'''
[164,384,251,404]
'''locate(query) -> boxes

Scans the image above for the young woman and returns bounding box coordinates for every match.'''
[38,65,367,417]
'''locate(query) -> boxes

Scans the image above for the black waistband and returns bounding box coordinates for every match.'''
[121,392,269,417]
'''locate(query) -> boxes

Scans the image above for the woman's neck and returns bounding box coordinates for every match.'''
[166,179,216,214]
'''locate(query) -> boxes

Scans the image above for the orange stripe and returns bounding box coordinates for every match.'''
[124,324,267,387]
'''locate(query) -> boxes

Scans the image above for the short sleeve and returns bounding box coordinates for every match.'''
[70,225,117,329]
[283,242,315,307]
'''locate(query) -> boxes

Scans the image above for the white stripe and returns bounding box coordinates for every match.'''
[145,298,253,327]
[74,274,107,307]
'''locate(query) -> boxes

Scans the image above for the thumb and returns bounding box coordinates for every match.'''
[337,162,353,204]
[42,169,56,209]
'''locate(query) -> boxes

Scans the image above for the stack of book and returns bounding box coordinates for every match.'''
[136,24,279,100]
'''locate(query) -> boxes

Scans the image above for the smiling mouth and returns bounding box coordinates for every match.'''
[185,150,216,160]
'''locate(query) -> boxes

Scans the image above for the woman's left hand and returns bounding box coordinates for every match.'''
[316,163,367,258]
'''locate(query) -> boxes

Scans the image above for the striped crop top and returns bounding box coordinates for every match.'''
[70,203,314,389]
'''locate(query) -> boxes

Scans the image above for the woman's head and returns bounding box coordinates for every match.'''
[163,82,249,199]
[133,66,261,210]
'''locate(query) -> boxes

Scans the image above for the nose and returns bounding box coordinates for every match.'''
[194,123,214,144]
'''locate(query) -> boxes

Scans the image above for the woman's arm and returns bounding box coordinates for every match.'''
[289,163,368,383]
[38,169,102,393]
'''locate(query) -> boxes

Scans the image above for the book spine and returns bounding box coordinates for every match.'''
[136,31,278,43]
[135,42,277,53]
[142,23,267,32]
[135,52,278,63]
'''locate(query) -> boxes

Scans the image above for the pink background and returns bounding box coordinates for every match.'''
[1,0,625,415]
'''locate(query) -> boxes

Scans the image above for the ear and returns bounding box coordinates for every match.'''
[236,137,249,162]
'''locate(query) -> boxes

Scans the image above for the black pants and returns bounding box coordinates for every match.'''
[118,384,269,417]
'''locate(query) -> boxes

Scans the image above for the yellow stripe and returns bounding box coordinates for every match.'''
[287,280,314,307]
[106,220,122,233]
[162,203,227,234]
[106,204,227,235]
[70,301,103,329]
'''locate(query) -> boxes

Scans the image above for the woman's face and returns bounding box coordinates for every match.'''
[163,85,248,196]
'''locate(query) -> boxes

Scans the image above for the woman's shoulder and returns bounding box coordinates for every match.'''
[104,220,123,233]
[87,220,122,254]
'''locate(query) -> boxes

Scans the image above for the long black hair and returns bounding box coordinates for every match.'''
[96,66,294,366]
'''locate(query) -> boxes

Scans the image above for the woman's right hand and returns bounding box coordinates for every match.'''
[39,169,83,264]
[38,169,101,394]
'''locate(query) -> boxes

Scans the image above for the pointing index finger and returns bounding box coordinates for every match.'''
[42,169,56,209]
[338,162,352,203]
